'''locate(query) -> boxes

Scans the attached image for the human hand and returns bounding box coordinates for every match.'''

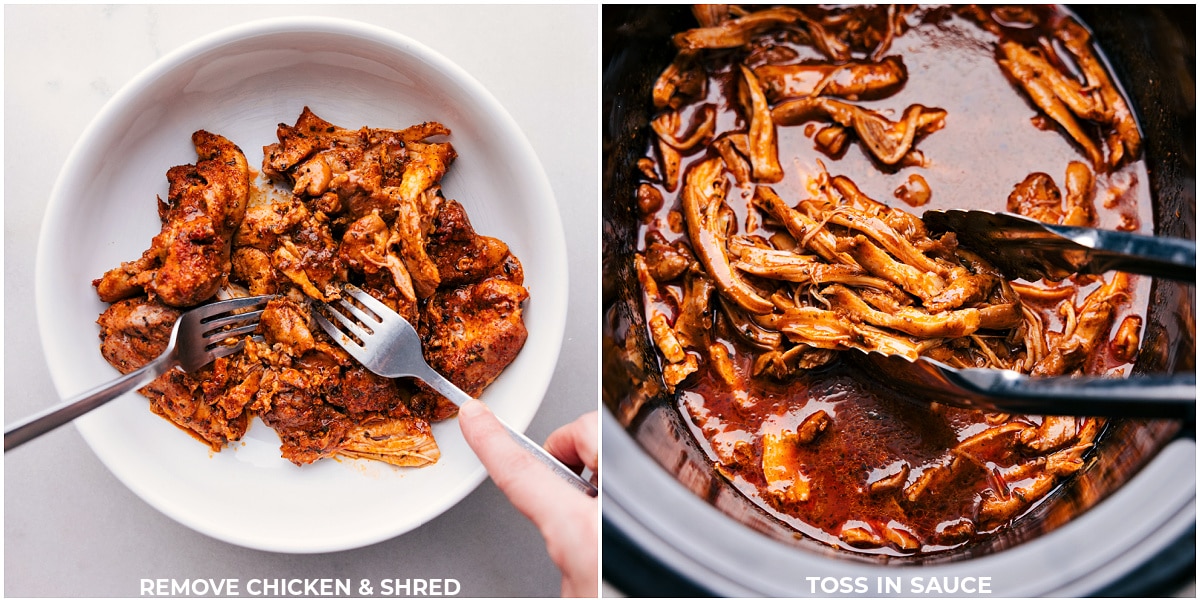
[458,400,598,598]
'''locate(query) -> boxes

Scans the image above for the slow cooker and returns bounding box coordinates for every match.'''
[601,5,1195,596]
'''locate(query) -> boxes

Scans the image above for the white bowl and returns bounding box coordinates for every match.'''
[34,17,567,553]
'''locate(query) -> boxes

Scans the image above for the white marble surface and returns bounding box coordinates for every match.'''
[4,5,598,597]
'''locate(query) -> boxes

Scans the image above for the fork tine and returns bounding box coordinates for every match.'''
[201,308,265,333]
[344,285,393,320]
[208,334,264,361]
[205,322,262,346]
[324,300,374,339]
[312,311,372,361]
[332,296,381,331]
[197,295,272,319]
[312,310,350,343]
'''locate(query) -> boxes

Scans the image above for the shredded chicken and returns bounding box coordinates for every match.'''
[997,20,1143,172]
[94,109,528,467]
[773,97,946,166]
[755,56,907,103]
[95,131,250,307]
[632,4,1149,556]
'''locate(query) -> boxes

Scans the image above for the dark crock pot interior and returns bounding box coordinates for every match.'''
[602,4,1194,594]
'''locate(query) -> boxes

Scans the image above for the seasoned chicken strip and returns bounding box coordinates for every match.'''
[755,56,907,102]
[94,131,250,307]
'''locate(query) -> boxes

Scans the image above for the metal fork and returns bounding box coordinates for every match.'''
[313,285,598,497]
[4,294,273,451]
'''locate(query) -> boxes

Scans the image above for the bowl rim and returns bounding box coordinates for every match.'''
[33,15,568,552]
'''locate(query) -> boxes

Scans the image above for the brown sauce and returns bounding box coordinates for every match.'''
[635,5,1153,556]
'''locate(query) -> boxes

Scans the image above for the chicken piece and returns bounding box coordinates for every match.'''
[953,421,1028,461]
[426,199,519,287]
[662,353,700,390]
[903,456,980,505]
[772,97,946,165]
[97,296,252,449]
[1061,161,1096,227]
[739,65,783,183]
[925,251,1003,314]
[641,237,693,282]
[998,42,1104,169]
[674,271,716,349]
[799,198,952,276]
[94,131,250,307]
[637,182,665,217]
[882,523,922,552]
[633,253,661,301]
[649,313,687,364]
[838,235,945,302]
[754,56,907,102]
[1033,273,1129,376]
[681,158,774,314]
[336,415,440,467]
[654,134,683,193]
[754,344,838,378]
[259,297,316,357]
[235,186,343,303]
[795,410,831,444]
[934,519,976,546]
[231,247,278,295]
[272,222,345,302]
[1007,162,1096,229]
[674,6,849,60]
[1054,19,1142,168]
[387,178,451,301]
[752,186,857,267]
[825,284,982,339]
[1046,443,1092,476]
[419,278,529,398]
[651,105,717,152]
[652,52,708,110]
[977,472,1055,528]
[321,362,407,415]
[258,383,354,465]
[264,107,455,299]
[839,525,885,549]
[97,296,181,373]
[721,297,783,351]
[732,243,897,292]
[830,175,930,242]
[762,429,811,509]
[264,107,452,189]
[1111,315,1143,363]
[762,307,928,359]
[1019,416,1078,453]
[894,173,932,208]
[867,462,910,495]
[708,343,738,386]
[339,210,416,301]
[152,357,254,451]
[710,134,754,186]
[234,198,310,251]
[1007,172,1064,225]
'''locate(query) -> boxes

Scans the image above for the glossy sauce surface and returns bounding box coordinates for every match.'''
[638,6,1152,555]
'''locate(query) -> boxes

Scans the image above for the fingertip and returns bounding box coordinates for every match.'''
[458,398,487,419]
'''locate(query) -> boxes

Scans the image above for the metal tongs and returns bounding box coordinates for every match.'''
[923,209,1195,283]
[858,210,1195,419]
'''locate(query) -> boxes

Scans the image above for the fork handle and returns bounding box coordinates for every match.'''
[4,355,177,451]
[420,369,599,497]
